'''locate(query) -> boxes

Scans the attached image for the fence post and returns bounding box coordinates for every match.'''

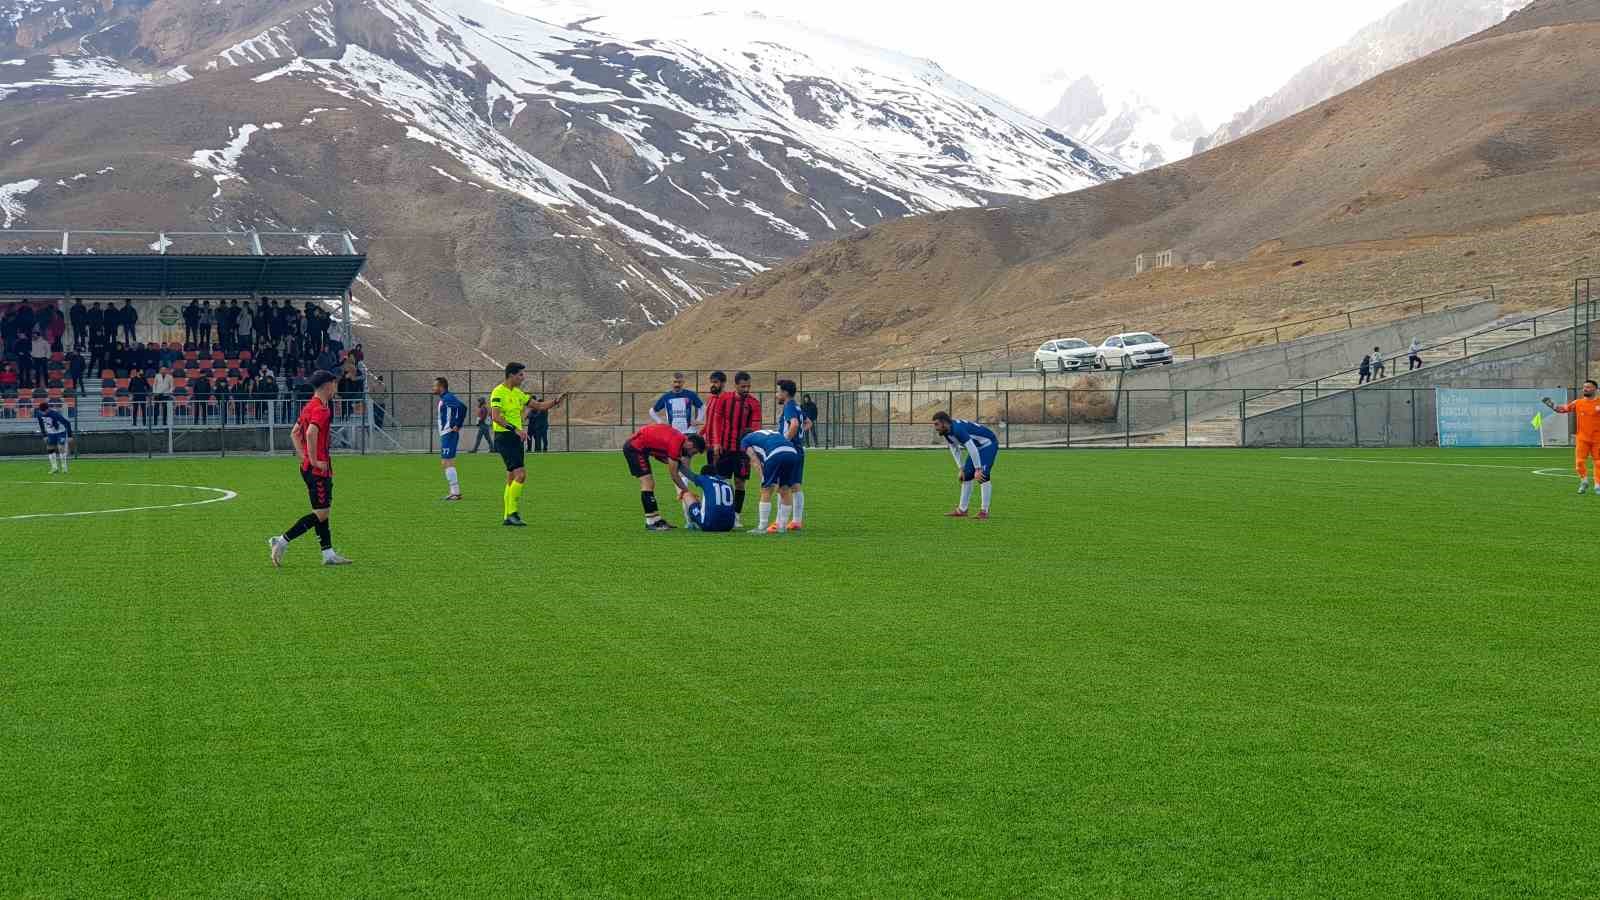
[1066,389,1072,448]
[564,395,572,452]
[1274,326,1282,345]
[1124,391,1131,447]
[1352,391,1360,448]
[1004,391,1010,448]
[1183,391,1189,447]
[1300,389,1306,448]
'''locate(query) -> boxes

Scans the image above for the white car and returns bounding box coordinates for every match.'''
[1097,332,1174,370]
[1033,338,1098,373]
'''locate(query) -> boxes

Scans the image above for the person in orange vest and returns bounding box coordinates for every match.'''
[1544,380,1600,494]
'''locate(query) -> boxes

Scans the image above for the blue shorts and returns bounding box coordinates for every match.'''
[440,432,460,460]
[961,446,998,481]
[760,453,799,488]
[689,502,736,533]
[45,435,66,448]
[791,448,805,484]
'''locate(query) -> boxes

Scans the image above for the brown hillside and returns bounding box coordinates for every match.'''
[613,0,1600,371]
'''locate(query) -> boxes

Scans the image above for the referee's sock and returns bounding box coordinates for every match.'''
[283,513,319,543]
[504,481,524,518]
[641,490,661,525]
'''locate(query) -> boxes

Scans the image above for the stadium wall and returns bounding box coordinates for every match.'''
[1243,325,1584,447]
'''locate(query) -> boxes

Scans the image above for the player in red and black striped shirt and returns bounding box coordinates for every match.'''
[701,370,763,525]
[267,370,352,567]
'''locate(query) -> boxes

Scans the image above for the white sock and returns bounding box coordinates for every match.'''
[793,491,805,522]
[757,500,771,531]
[445,467,459,492]
[777,504,792,529]
[959,481,973,511]
[59,454,67,473]
[46,452,57,471]
[980,482,992,512]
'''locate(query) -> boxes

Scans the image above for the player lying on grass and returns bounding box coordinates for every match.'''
[678,464,738,533]
[740,429,800,534]
[1544,380,1600,494]
[268,370,352,567]
[34,401,72,474]
[933,411,997,520]
[622,422,708,531]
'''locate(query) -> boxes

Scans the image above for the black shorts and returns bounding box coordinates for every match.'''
[494,431,525,471]
[622,441,653,478]
[713,448,751,480]
[301,467,333,510]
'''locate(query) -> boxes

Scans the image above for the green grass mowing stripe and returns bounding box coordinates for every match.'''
[2,450,1599,896]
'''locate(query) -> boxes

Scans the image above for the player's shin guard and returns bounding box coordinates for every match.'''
[283,513,319,543]
[793,491,804,522]
[777,504,792,530]
[314,519,333,551]
[756,498,771,531]
[958,480,973,512]
[980,482,992,513]
[641,490,661,525]
[445,466,459,494]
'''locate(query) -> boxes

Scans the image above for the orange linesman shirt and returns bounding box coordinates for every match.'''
[1558,397,1600,442]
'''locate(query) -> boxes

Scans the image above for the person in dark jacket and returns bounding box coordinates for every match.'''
[471,398,492,452]
[66,351,85,397]
[800,394,820,448]
[128,368,151,426]
[69,300,88,351]
[526,396,550,453]
[120,299,138,344]
[182,300,200,346]
[191,373,211,425]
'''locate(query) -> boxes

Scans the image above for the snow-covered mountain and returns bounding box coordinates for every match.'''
[1041,76,1207,172]
[0,0,1125,366]
[1197,0,1531,154]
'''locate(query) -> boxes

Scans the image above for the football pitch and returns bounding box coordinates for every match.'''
[3,448,1598,896]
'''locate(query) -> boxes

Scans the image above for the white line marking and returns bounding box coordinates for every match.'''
[1280,456,1536,470]
[0,481,239,521]
[1533,468,1579,479]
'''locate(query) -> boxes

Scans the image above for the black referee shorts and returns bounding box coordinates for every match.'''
[301,467,333,510]
[494,431,526,472]
[713,448,750,480]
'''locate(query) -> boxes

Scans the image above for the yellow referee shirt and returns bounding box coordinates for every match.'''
[489,383,530,433]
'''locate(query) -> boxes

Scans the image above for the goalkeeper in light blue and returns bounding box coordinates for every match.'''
[933,411,997,520]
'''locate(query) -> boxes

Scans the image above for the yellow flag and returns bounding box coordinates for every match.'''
[1532,412,1544,431]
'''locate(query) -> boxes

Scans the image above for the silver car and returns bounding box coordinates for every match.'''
[1034,339,1098,373]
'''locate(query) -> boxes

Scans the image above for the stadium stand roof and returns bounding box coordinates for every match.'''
[0,253,366,297]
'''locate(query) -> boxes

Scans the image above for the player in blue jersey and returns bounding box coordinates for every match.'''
[433,377,468,500]
[933,411,997,520]
[650,372,705,434]
[741,429,800,534]
[775,379,812,530]
[679,465,738,533]
[34,401,74,474]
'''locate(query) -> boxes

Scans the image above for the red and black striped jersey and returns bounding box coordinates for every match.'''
[703,391,763,451]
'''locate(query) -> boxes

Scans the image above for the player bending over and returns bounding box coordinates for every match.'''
[1544,380,1600,494]
[933,411,998,520]
[741,429,800,534]
[679,464,738,533]
[433,377,468,501]
[34,401,73,474]
[268,371,352,567]
[622,422,707,531]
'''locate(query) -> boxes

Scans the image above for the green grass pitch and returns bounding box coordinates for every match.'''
[3,448,1599,896]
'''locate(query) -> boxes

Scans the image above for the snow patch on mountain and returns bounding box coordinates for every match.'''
[0,178,40,228]
[1042,76,1206,172]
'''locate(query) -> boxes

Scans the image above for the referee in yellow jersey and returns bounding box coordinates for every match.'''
[489,363,564,526]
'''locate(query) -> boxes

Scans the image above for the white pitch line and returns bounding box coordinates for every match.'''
[0,481,239,521]
[1279,456,1536,471]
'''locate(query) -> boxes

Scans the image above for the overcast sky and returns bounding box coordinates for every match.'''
[506,0,1408,126]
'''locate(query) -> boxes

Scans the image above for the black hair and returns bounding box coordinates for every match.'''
[435,376,449,390]
[700,464,716,477]
[309,370,338,390]
[1587,380,1598,389]
[777,379,797,397]
[684,434,707,453]
[932,411,953,424]
[734,370,752,384]
[709,370,727,382]
[505,362,526,378]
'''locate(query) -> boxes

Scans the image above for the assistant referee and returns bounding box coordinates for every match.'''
[489,363,564,527]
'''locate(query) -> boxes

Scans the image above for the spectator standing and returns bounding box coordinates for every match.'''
[238,373,258,424]
[370,373,386,428]
[129,368,151,426]
[257,368,278,422]
[525,396,550,453]
[120,299,138,344]
[192,373,211,425]
[1358,354,1372,385]
[66,351,85,397]
[238,301,255,353]
[1372,346,1386,380]
[1408,338,1424,371]
[198,301,214,348]
[152,366,174,426]
[801,394,820,448]
[47,308,66,353]
[29,331,50,388]
[471,398,492,452]
[182,300,200,346]
[69,300,87,351]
